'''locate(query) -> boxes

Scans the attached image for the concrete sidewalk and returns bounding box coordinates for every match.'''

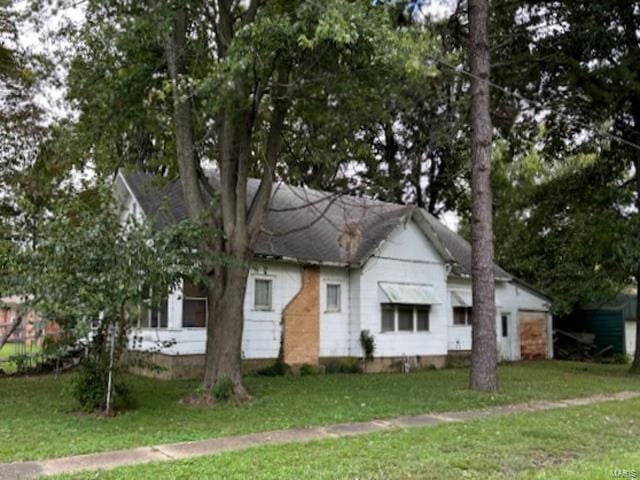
[2,390,639,479]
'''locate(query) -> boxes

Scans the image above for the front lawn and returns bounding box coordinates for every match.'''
[54,396,640,479]
[0,361,638,463]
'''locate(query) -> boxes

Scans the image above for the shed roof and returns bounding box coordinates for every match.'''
[587,292,637,321]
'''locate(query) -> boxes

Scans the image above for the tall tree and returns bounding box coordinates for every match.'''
[468,0,497,391]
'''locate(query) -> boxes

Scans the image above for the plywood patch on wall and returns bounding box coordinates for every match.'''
[282,266,320,366]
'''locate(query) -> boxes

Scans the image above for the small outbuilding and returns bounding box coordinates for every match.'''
[556,292,637,358]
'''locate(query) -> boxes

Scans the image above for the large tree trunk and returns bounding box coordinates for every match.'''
[156,3,287,398]
[630,136,640,374]
[628,97,640,373]
[468,0,498,392]
[202,266,250,398]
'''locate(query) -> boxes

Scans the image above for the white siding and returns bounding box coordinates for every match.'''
[243,262,302,359]
[357,221,449,357]
[446,279,473,352]
[348,268,362,357]
[114,174,144,224]
[319,267,350,357]
[446,277,551,361]
[627,320,637,357]
[131,261,303,359]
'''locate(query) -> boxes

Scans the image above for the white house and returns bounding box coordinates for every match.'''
[115,171,552,379]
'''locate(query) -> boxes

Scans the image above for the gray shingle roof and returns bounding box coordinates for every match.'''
[122,171,511,278]
[413,209,512,280]
[123,171,411,265]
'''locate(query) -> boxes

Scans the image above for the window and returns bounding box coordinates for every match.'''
[183,299,207,328]
[139,289,168,329]
[183,280,207,328]
[417,307,430,331]
[453,307,473,326]
[381,304,395,332]
[326,284,341,312]
[398,306,414,331]
[501,313,509,337]
[380,304,430,333]
[254,278,272,310]
[150,301,168,328]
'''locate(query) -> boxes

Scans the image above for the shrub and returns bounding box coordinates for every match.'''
[69,362,131,412]
[8,353,32,375]
[359,329,375,361]
[299,363,318,376]
[256,359,289,377]
[256,333,290,376]
[213,377,234,402]
[324,359,362,374]
[614,353,630,364]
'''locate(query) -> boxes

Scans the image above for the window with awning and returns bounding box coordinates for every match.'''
[450,289,503,326]
[378,283,440,333]
[450,290,503,308]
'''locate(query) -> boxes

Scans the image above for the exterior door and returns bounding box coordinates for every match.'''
[498,312,512,360]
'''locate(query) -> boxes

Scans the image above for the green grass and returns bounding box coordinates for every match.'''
[0,343,21,357]
[0,343,41,374]
[53,397,640,479]
[0,361,639,464]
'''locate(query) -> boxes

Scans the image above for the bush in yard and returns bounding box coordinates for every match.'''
[324,359,362,374]
[213,377,234,402]
[256,337,290,376]
[360,330,376,371]
[70,361,131,412]
[256,360,290,377]
[8,353,31,375]
[360,330,375,360]
[4,186,204,414]
[299,363,319,376]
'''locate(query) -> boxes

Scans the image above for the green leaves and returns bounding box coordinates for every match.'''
[3,182,203,334]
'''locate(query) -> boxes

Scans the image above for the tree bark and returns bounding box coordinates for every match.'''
[202,266,250,398]
[156,2,288,397]
[627,91,640,372]
[162,6,210,222]
[468,0,498,391]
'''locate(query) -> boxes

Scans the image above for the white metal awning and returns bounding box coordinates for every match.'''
[451,290,472,307]
[450,290,503,308]
[379,282,442,305]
